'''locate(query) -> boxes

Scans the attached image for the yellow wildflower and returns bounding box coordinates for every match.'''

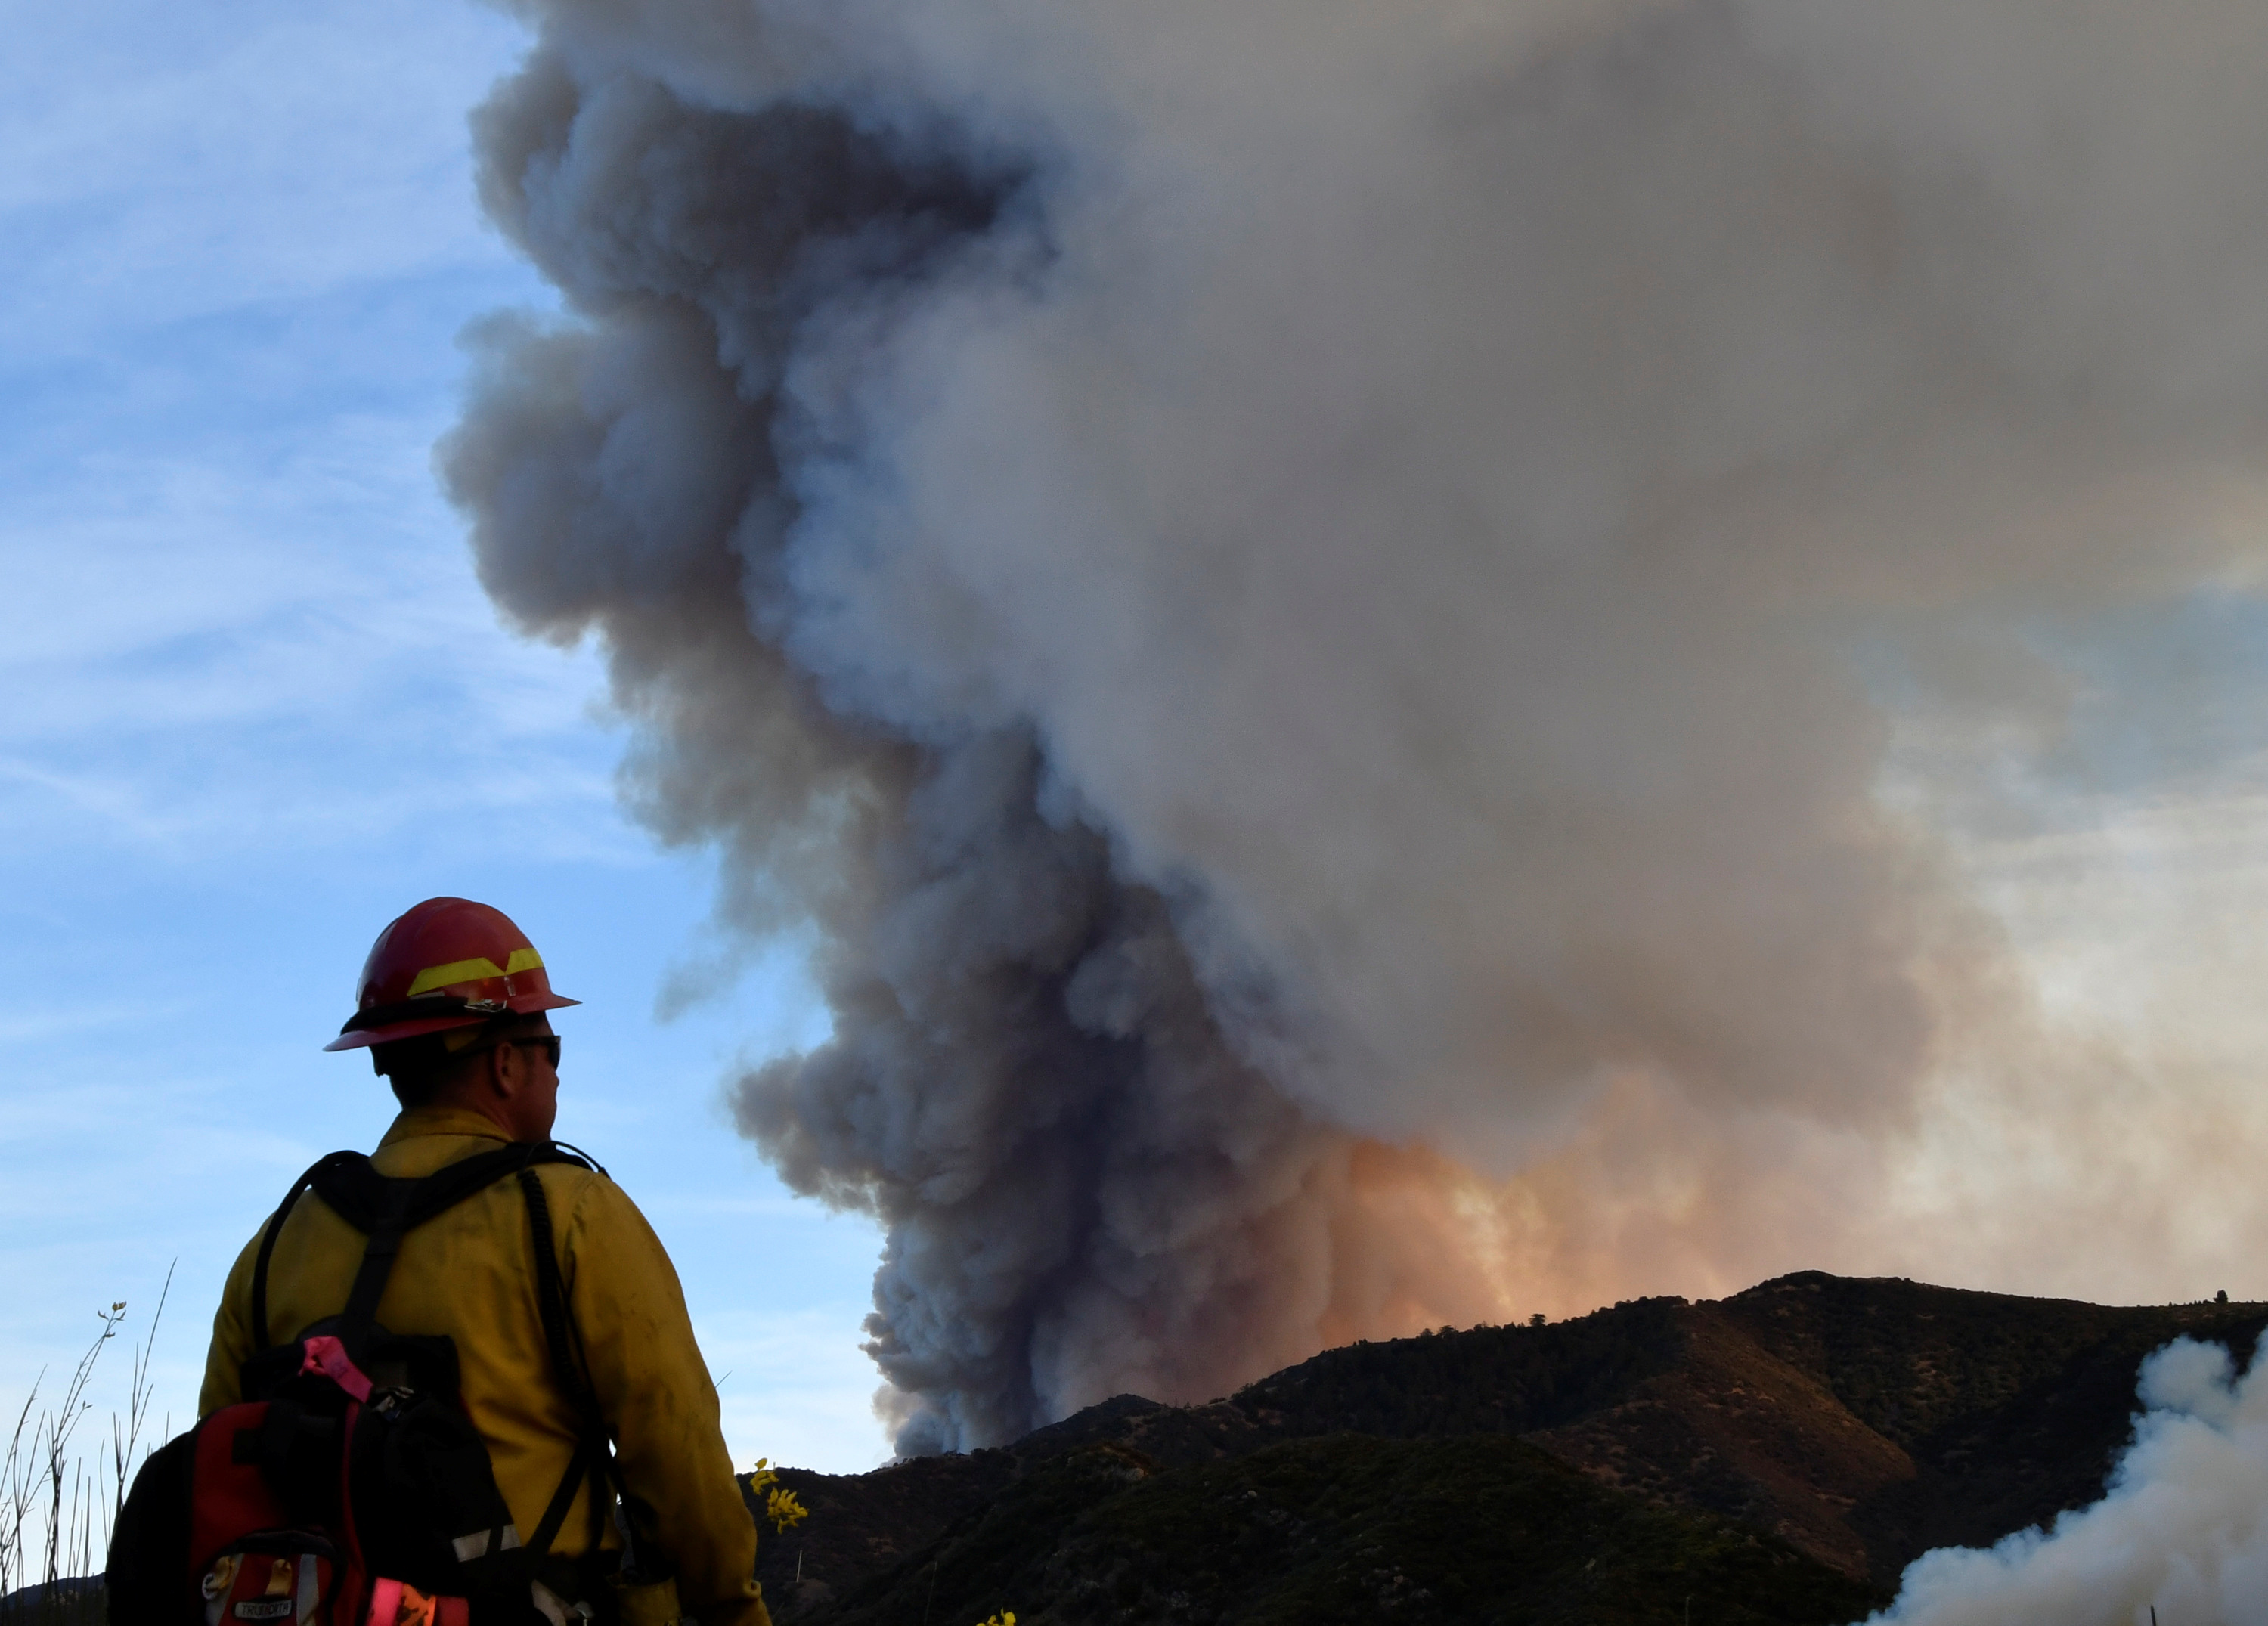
[766,1488,809,1532]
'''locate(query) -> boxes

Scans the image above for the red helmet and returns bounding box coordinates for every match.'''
[324,897,580,1052]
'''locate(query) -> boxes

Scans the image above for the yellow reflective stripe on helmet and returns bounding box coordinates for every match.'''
[404,947,545,997]
[405,957,507,996]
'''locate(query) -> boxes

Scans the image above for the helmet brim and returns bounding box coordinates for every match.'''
[323,991,580,1052]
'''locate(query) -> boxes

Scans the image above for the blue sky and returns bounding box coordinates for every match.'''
[17,0,2268,1517]
[0,0,891,1478]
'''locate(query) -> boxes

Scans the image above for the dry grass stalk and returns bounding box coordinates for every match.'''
[0,1265,172,1626]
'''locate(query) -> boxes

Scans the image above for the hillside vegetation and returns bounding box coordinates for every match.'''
[750,1272,2268,1624]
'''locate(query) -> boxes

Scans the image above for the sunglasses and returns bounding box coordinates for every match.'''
[505,1034,562,1068]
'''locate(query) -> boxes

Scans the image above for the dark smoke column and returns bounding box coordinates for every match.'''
[445,0,2268,1451]
[438,24,1501,1453]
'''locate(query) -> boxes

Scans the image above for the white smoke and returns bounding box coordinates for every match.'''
[1870,1335,2268,1626]
[443,0,2268,1451]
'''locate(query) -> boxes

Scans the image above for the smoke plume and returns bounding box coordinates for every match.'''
[442,0,2268,1452]
[1872,1334,2268,1626]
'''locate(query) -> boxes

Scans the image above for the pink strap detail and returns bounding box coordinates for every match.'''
[300,1335,374,1403]
[364,1577,402,1626]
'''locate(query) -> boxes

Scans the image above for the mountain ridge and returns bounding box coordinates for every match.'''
[748,1271,2268,1622]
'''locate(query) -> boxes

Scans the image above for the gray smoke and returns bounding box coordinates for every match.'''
[1870,1334,2268,1626]
[444,0,2268,1452]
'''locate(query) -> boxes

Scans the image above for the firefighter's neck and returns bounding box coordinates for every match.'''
[434,1033,560,1144]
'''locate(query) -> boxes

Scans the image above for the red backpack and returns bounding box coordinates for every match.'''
[109,1143,633,1626]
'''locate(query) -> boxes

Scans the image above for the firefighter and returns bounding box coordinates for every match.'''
[197,897,768,1625]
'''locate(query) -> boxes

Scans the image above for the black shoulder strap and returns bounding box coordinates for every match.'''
[251,1153,359,1351]
[335,1184,412,1351]
[311,1144,595,1234]
[249,1144,596,1352]
[249,1141,621,1567]
[517,1160,633,1565]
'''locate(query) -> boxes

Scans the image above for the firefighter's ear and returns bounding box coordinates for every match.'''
[492,1033,544,1101]
[479,1036,516,1098]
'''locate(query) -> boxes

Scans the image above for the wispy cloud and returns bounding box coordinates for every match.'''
[0,0,878,1473]
[0,1,531,356]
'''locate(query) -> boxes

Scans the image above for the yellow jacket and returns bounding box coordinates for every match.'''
[200,1107,767,1626]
